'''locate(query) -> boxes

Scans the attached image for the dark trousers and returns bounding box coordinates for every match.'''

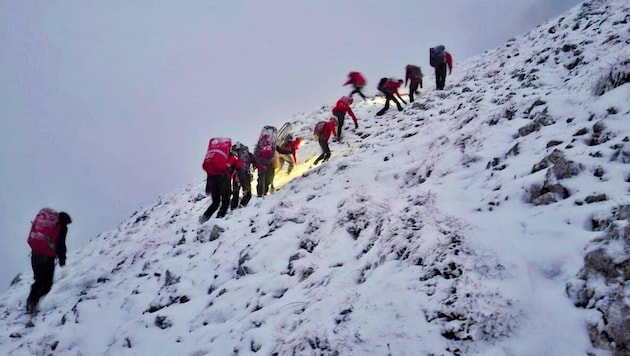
[435,64,447,90]
[376,93,403,116]
[28,254,56,305]
[314,137,331,165]
[230,174,253,210]
[349,85,367,100]
[409,81,419,102]
[203,174,231,218]
[333,110,346,140]
[256,164,275,196]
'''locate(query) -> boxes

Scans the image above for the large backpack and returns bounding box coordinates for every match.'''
[408,65,423,80]
[313,121,327,137]
[27,208,60,256]
[339,96,353,105]
[254,126,278,165]
[276,122,293,148]
[202,137,232,174]
[349,72,366,86]
[430,45,446,67]
[233,142,252,168]
[377,77,388,93]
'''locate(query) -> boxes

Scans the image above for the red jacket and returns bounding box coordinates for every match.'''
[314,121,338,141]
[380,79,402,95]
[227,153,243,175]
[445,51,453,73]
[212,153,242,177]
[331,99,357,124]
[344,71,366,87]
[277,137,303,163]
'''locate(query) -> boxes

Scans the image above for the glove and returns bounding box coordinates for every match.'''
[59,259,66,267]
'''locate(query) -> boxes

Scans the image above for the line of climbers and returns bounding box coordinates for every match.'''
[199,45,453,223]
[20,46,454,316]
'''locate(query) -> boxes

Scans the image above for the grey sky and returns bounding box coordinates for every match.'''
[0,0,581,290]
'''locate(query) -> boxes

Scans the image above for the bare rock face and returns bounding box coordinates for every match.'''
[531,149,582,179]
[610,143,630,163]
[529,169,571,206]
[527,149,583,205]
[567,206,630,356]
[196,224,225,243]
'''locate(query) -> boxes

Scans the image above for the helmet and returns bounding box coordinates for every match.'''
[329,116,338,126]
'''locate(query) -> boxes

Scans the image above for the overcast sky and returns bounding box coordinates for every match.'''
[0,0,581,290]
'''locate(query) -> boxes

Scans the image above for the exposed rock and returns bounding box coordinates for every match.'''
[574,127,589,136]
[505,143,520,157]
[546,140,563,148]
[411,102,430,110]
[588,121,613,146]
[567,212,630,356]
[196,224,225,243]
[610,143,630,163]
[532,108,555,126]
[155,315,172,329]
[9,273,22,287]
[517,121,541,137]
[529,170,570,205]
[531,149,582,179]
[593,57,630,96]
[585,194,608,204]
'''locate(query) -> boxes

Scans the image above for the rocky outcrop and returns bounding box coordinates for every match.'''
[567,205,630,356]
[528,149,582,205]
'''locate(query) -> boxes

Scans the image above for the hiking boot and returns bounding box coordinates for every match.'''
[26,300,37,315]
[198,214,210,224]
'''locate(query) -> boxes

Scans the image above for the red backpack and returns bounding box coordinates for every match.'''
[339,96,353,105]
[27,208,60,256]
[313,121,327,137]
[349,72,366,86]
[202,137,232,175]
[254,126,278,165]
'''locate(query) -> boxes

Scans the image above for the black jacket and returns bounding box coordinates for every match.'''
[56,225,67,266]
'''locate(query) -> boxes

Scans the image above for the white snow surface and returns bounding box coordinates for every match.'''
[1,0,629,355]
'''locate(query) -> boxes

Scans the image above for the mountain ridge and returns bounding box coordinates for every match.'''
[1,0,629,354]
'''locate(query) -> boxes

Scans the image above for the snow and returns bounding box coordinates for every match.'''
[1,0,629,354]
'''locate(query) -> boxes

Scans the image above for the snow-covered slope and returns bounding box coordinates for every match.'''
[1,0,629,355]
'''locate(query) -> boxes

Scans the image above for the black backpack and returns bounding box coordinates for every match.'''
[409,65,423,80]
[430,45,446,67]
[233,143,252,168]
[377,77,388,93]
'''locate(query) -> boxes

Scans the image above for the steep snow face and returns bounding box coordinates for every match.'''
[1,0,629,355]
